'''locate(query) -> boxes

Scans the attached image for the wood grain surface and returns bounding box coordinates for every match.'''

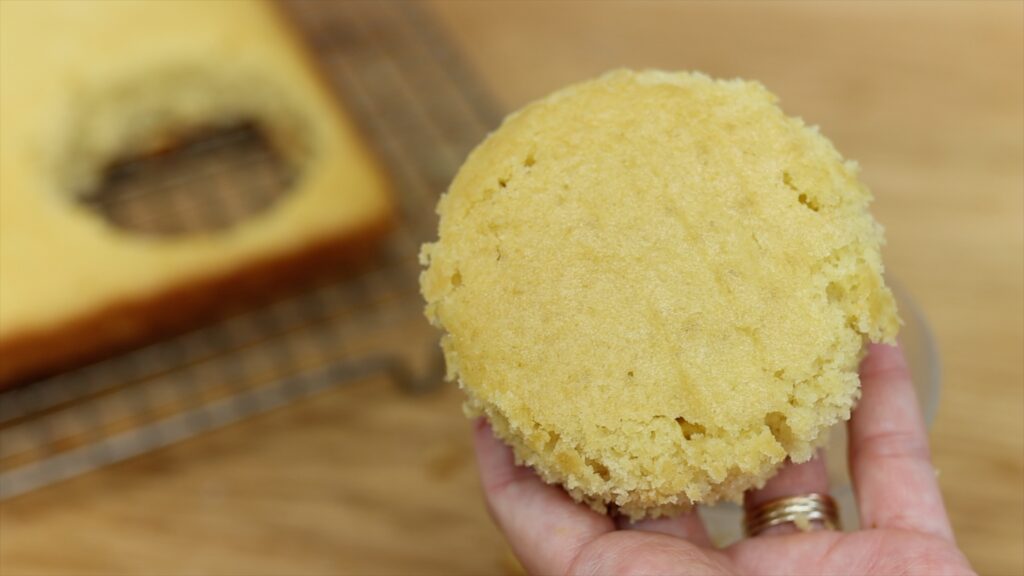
[1,2,1021,575]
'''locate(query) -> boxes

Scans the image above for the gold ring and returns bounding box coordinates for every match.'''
[743,493,840,537]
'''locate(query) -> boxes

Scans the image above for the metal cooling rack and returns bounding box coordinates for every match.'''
[81,123,298,237]
[0,1,502,500]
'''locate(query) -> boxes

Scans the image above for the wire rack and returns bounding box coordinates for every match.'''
[80,122,299,237]
[0,1,502,500]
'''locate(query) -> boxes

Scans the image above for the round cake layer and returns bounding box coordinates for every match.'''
[421,70,899,519]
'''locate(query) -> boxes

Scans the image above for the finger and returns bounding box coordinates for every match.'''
[744,453,830,536]
[568,531,734,576]
[620,509,714,547]
[472,419,615,575]
[849,344,954,541]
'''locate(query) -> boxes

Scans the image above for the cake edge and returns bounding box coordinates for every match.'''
[0,214,394,389]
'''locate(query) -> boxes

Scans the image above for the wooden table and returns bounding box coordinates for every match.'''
[2,2,1021,575]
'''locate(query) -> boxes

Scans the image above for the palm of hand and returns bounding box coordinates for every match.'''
[473,346,976,576]
[565,524,972,575]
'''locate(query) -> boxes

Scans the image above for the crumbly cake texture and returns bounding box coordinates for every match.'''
[0,1,391,385]
[420,70,899,520]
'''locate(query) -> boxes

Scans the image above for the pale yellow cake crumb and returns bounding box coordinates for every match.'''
[421,70,899,520]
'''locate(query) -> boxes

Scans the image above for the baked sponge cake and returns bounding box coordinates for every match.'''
[0,1,391,385]
[420,70,899,519]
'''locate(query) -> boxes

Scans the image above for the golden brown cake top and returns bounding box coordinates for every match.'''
[0,0,390,339]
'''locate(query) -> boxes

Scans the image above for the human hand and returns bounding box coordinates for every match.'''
[472,344,975,575]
